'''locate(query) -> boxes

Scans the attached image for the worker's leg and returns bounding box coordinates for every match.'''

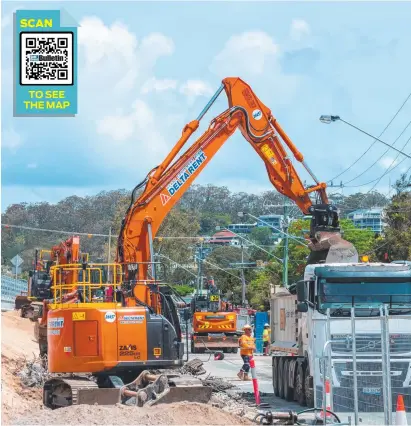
[238,355,250,380]
[243,356,252,381]
[263,341,269,355]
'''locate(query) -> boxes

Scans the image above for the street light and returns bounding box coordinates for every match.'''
[319,115,411,160]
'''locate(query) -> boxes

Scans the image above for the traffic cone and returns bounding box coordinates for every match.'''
[320,379,332,419]
[396,395,408,425]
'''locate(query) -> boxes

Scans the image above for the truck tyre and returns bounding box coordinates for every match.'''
[272,357,279,396]
[295,363,306,406]
[232,348,238,354]
[304,366,314,408]
[278,358,284,399]
[283,360,293,401]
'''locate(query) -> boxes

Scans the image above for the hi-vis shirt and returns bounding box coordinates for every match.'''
[263,328,271,342]
[239,334,255,356]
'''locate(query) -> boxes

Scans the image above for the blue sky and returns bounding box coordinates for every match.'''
[2,1,411,210]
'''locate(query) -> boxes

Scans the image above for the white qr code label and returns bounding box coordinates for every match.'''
[20,31,73,86]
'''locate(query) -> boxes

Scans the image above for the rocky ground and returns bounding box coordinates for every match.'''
[1,311,260,425]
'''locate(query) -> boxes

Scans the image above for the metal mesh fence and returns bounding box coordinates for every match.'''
[1,275,27,310]
[313,308,411,425]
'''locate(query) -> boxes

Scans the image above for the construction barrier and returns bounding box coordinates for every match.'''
[1,275,27,310]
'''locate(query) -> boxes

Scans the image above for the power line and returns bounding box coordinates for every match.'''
[343,120,411,186]
[202,258,242,281]
[326,91,411,183]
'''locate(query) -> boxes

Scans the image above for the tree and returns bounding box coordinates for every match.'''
[250,227,272,246]
[374,191,411,261]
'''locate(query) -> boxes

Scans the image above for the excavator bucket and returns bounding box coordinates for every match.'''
[307,231,359,265]
[15,295,31,311]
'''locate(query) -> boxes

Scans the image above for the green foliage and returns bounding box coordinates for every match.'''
[250,227,272,246]
[170,284,194,297]
[374,191,411,261]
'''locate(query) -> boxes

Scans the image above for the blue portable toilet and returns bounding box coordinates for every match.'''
[254,311,269,354]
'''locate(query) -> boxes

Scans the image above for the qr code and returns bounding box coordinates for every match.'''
[20,31,73,86]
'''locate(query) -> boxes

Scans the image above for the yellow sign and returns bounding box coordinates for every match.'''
[72,312,85,321]
[154,348,162,356]
[209,295,219,301]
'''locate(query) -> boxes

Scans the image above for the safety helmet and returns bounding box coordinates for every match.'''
[264,323,269,327]
[243,324,252,330]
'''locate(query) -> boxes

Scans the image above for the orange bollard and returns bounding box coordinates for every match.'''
[249,357,261,406]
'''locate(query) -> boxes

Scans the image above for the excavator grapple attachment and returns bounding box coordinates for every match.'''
[308,231,359,265]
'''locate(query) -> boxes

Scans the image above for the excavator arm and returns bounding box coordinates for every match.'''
[117,77,357,302]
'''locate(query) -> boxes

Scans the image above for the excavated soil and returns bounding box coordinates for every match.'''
[1,311,43,424]
[12,402,252,425]
[1,311,252,425]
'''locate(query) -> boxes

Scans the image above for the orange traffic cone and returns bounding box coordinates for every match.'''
[319,379,332,419]
[396,395,408,426]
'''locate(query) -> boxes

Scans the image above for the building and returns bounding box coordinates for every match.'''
[208,230,241,246]
[227,222,256,234]
[346,207,385,233]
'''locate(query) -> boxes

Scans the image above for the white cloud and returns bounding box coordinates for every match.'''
[179,80,213,97]
[141,77,177,94]
[2,127,23,152]
[290,19,311,42]
[210,31,279,76]
[379,157,399,169]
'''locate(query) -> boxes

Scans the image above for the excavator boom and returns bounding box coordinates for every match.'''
[117,77,357,293]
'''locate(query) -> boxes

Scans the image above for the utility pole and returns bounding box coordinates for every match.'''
[282,199,289,288]
[241,242,246,307]
[196,239,203,294]
[107,227,112,284]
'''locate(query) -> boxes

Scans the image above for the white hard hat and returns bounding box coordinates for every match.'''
[243,324,252,330]
[264,323,269,327]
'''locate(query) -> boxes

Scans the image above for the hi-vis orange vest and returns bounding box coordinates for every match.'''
[239,334,255,356]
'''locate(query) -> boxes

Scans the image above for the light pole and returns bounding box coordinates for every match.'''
[319,115,411,159]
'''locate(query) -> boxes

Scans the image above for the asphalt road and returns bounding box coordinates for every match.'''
[185,349,411,425]
[187,351,302,412]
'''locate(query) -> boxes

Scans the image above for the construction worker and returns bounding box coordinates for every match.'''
[263,323,271,356]
[237,324,255,381]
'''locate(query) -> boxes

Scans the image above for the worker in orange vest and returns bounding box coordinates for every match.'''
[237,324,255,381]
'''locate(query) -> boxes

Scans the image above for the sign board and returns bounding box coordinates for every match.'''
[12,266,22,275]
[239,308,248,316]
[11,254,24,267]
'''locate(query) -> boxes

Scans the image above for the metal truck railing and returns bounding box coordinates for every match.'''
[312,306,411,425]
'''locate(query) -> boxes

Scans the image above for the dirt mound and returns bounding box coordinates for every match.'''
[1,311,42,424]
[12,401,252,425]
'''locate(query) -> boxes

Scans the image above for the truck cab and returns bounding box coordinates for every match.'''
[271,262,411,410]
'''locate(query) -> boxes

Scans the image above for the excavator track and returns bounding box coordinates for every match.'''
[43,376,121,409]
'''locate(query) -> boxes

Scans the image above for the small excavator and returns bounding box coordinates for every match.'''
[15,236,82,321]
[41,77,358,409]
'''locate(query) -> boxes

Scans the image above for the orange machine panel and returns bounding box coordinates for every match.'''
[73,321,98,357]
[47,305,148,374]
[193,312,237,333]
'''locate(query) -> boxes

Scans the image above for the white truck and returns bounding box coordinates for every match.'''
[270,262,411,410]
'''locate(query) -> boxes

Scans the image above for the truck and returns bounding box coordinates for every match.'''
[190,283,240,354]
[270,262,411,410]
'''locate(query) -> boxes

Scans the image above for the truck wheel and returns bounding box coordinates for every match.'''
[232,348,238,354]
[304,366,314,408]
[278,358,284,399]
[295,363,306,406]
[272,358,279,396]
[283,360,293,401]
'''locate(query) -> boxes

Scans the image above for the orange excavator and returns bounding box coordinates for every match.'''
[41,77,357,409]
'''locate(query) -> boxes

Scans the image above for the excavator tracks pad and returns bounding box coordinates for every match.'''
[43,374,212,409]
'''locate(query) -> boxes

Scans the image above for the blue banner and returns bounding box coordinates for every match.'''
[14,9,78,117]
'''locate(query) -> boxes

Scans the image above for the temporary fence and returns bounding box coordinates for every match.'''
[311,306,411,425]
[1,275,28,310]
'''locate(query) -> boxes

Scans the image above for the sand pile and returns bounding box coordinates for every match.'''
[11,401,252,425]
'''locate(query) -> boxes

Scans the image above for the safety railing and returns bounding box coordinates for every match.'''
[49,262,123,305]
[312,306,411,425]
